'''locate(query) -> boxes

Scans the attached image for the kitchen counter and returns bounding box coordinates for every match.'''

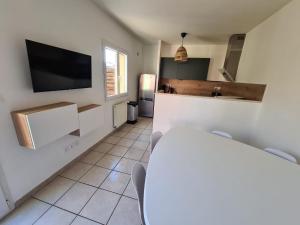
[159,78,266,101]
[156,92,262,103]
[153,93,262,142]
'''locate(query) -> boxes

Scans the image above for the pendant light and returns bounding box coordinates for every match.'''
[175,32,188,62]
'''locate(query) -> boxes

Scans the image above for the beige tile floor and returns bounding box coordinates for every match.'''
[2,117,152,225]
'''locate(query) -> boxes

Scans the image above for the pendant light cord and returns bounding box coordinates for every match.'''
[180,32,187,46]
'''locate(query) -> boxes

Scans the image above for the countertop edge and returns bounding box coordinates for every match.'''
[155,92,262,103]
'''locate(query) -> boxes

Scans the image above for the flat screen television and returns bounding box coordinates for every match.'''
[25,40,92,92]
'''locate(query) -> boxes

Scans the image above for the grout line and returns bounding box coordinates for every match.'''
[32,160,98,225]
[63,147,123,225]
[57,173,137,200]
[31,183,75,224]
[31,196,104,225]
[73,171,113,224]
[32,152,111,224]
[100,122,150,224]
[73,142,135,225]
[71,128,139,224]
[122,152,146,162]
[30,119,152,225]
[105,175,132,225]
[69,215,104,225]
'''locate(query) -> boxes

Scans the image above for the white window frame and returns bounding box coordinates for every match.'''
[102,41,128,100]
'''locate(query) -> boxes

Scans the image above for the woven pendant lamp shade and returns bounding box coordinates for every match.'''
[175,32,188,62]
[175,46,188,62]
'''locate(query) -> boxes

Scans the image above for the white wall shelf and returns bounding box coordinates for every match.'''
[11,102,79,150]
[71,104,104,137]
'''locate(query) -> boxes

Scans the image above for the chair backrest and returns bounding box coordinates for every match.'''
[131,163,146,225]
[264,148,297,164]
[150,131,163,153]
[211,130,233,139]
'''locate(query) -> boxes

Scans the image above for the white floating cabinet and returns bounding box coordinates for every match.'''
[11,102,79,150]
[71,104,104,137]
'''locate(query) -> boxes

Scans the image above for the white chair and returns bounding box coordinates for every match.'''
[211,130,233,139]
[150,131,163,153]
[264,148,297,164]
[131,163,146,225]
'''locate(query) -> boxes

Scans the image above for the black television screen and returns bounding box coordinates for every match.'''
[25,40,92,92]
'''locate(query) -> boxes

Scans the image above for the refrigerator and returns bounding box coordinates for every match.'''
[139,74,156,117]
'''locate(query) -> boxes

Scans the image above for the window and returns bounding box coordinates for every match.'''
[104,46,128,98]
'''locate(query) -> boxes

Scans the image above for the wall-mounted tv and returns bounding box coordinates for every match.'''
[25,40,92,92]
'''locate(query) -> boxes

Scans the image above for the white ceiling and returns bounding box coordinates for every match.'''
[93,0,291,44]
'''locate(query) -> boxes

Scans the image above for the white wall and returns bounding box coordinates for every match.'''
[153,93,261,143]
[236,0,300,157]
[160,43,227,81]
[143,44,159,74]
[0,0,143,203]
[0,188,9,218]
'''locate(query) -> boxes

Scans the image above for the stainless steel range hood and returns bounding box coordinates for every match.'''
[219,34,246,82]
[218,68,234,82]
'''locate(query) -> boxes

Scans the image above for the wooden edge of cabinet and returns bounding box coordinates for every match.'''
[11,112,34,149]
[11,102,76,115]
[78,104,101,113]
[10,102,76,149]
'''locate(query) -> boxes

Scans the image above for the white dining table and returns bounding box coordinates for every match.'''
[144,127,300,225]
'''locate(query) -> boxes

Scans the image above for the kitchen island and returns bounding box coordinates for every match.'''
[153,93,261,143]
